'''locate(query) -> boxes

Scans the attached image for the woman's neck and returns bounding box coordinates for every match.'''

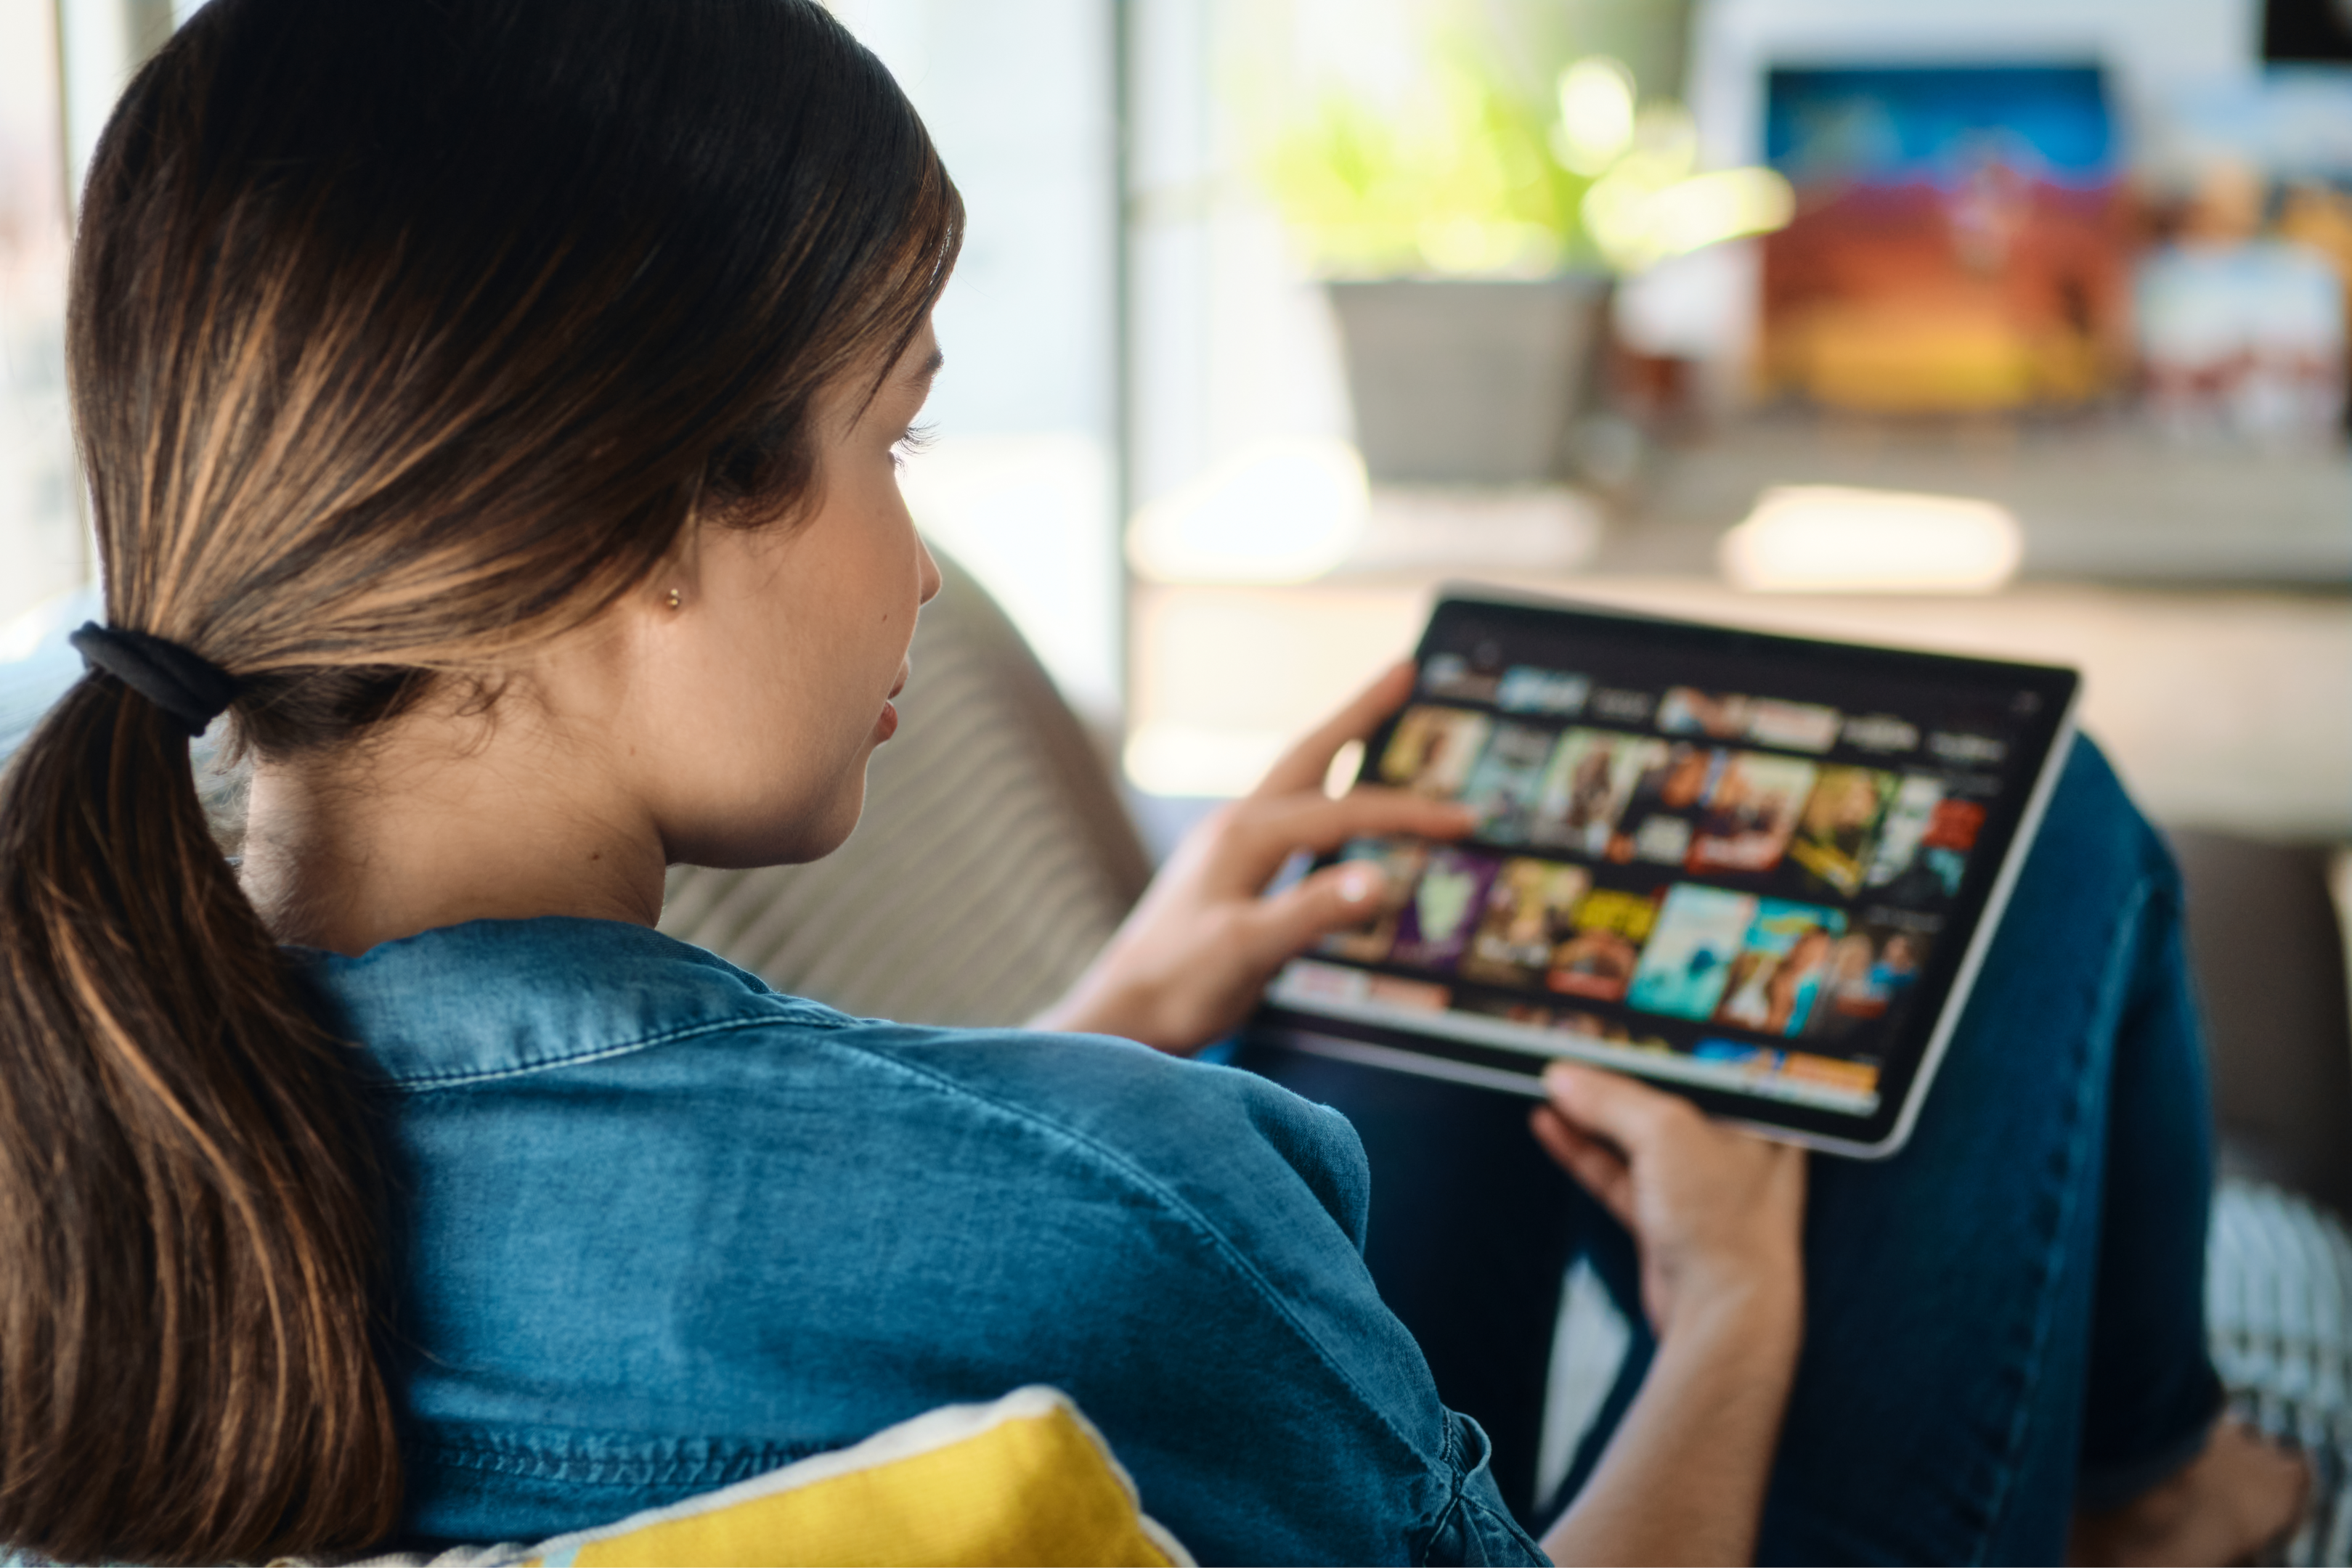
[240,703,667,957]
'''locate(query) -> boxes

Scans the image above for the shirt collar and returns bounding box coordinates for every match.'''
[290,916,839,1089]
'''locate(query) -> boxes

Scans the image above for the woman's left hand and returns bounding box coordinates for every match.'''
[1033,662,1476,1052]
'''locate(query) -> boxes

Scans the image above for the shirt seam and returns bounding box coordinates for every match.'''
[380,1012,850,1093]
[411,1427,828,1490]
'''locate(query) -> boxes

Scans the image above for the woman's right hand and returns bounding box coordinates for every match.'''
[1531,1063,1808,1565]
[1529,1061,1807,1339]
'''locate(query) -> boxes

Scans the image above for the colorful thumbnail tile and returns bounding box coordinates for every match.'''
[1390,847,1500,971]
[1687,751,1819,875]
[1422,653,1500,703]
[1495,666,1590,715]
[1693,1040,1881,1101]
[1608,743,1720,866]
[1458,858,1593,988]
[1658,687,1754,740]
[1378,706,1492,799]
[1461,722,1561,843]
[1545,886,1658,1002]
[1804,923,1932,1045]
[1863,775,1982,902]
[1529,728,1666,856]
[1786,765,1901,897]
[1625,883,1759,1020]
[1746,698,1842,752]
[1710,898,1849,1037]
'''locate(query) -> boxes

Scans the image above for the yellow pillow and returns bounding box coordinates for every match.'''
[462,1386,1189,1568]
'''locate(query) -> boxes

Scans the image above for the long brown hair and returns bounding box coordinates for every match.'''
[0,1,959,1559]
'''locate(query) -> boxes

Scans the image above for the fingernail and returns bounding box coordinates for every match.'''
[1338,864,1385,904]
[1543,1060,1578,1091]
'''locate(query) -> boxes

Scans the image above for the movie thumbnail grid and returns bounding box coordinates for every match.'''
[1378,673,2002,908]
[1318,840,1935,1065]
[1308,664,2009,1074]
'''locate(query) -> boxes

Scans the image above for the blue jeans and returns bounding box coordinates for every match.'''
[1234,737,2223,1564]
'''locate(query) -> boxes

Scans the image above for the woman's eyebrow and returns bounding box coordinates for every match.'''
[905,347,945,387]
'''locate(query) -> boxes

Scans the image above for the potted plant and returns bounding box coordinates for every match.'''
[1261,40,1790,486]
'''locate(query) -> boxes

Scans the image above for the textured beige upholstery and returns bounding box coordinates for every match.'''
[657,551,1152,1027]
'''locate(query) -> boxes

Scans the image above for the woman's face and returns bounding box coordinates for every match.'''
[603,320,944,870]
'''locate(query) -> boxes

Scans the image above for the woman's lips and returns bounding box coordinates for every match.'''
[877,699,898,740]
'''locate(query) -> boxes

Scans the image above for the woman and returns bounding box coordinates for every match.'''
[0,1,2303,1562]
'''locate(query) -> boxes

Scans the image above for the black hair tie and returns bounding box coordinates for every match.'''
[68,622,240,738]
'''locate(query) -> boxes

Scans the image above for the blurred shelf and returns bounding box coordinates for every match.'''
[1590,415,2352,587]
[1339,486,1602,575]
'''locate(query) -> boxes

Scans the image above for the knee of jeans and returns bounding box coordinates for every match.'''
[2051,734,2181,901]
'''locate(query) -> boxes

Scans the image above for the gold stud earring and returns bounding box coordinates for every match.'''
[665,588,683,611]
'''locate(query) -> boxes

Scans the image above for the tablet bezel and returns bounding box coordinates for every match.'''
[1248,588,2083,1159]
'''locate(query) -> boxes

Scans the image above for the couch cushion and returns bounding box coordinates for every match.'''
[349,1387,1190,1568]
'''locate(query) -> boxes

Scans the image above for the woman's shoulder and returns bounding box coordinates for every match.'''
[298,912,1371,1236]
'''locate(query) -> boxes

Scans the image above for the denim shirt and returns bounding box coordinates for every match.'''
[301,917,1544,1566]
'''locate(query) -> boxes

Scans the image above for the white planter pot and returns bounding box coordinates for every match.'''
[1327,276,1613,485]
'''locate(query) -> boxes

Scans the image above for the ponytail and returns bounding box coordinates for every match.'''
[1,0,961,1554]
[0,677,398,1563]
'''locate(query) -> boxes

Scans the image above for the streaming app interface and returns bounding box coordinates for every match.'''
[1266,605,2064,1119]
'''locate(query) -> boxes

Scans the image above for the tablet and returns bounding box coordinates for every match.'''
[1253,589,2080,1158]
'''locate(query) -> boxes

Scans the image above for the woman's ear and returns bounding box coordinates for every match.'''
[646,513,709,617]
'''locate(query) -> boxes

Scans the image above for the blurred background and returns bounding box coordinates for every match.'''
[874,0,2345,871]
[1107,0,2352,858]
[2,0,2347,848]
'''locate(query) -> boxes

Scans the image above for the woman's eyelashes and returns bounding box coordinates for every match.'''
[890,422,937,470]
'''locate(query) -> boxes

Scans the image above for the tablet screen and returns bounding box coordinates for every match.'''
[1257,593,2079,1155]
